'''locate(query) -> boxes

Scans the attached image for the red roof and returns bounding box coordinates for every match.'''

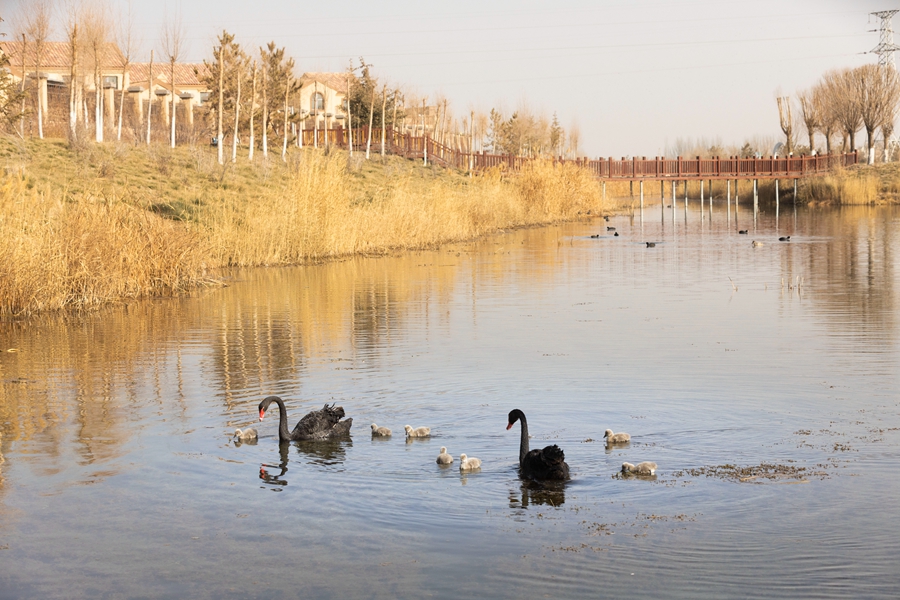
[130,62,208,88]
[0,40,125,73]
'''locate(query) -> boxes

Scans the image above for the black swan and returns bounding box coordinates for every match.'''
[506,409,570,481]
[258,396,352,441]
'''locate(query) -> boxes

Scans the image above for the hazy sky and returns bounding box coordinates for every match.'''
[1,0,892,156]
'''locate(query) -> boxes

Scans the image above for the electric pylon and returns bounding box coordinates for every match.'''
[871,10,900,69]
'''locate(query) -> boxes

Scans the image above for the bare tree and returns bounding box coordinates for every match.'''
[380,84,386,157]
[82,1,110,142]
[812,82,836,154]
[231,51,244,163]
[248,60,257,161]
[854,64,900,164]
[776,96,793,155]
[22,0,53,139]
[281,57,295,161]
[146,49,153,144]
[114,0,136,141]
[161,8,185,148]
[822,67,862,153]
[366,84,375,159]
[797,89,819,153]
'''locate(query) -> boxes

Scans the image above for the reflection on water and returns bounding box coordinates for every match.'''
[0,203,898,598]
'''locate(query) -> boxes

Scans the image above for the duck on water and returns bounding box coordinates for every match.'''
[507,409,569,481]
[258,396,353,442]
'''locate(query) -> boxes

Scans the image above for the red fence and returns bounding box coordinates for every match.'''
[298,126,858,180]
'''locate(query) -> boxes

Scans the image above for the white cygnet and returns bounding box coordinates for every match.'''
[233,427,258,441]
[459,453,482,472]
[405,425,431,438]
[371,423,392,437]
[621,461,657,475]
[604,429,631,443]
[436,447,453,464]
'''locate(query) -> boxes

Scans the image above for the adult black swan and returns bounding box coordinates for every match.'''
[258,396,353,441]
[506,409,570,481]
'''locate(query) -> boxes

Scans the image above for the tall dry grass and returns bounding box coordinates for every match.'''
[798,167,884,205]
[1,143,610,315]
[0,175,206,316]
[201,152,607,267]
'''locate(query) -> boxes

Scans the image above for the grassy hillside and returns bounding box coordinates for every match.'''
[0,137,611,316]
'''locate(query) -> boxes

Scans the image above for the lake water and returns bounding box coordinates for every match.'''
[1,198,899,599]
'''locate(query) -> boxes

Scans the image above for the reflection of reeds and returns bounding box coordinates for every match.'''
[1,140,610,315]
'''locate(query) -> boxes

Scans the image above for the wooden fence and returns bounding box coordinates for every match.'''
[298,126,859,180]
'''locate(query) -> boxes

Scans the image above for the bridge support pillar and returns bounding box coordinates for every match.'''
[727,180,731,221]
[602,181,606,202]
[753,179,759,222]
[684,180,689,208]
[793,179,798,203]
[640,180,644,211]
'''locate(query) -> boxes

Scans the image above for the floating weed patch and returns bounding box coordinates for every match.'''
[672,463,829,483]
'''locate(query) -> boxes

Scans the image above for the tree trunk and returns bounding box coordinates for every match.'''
[20,35,26,138]
[217,46,224,164]
[232,63,242,163]
[380,86,386,157]
[282,77,290,161]
[366,86,375,159]
[147,50,154,145]
[170,58,177,148]
[69,26,78,141]
[117,63,127,141]
[249,62,257,161]
[262,65,268,158]
[95,42,103,143]
[36,47,44,139]
[347,76,352,155]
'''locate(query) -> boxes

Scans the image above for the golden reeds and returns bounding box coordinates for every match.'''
[1,140,610,316]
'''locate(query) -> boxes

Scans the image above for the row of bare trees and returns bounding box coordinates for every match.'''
[789,64,900,164]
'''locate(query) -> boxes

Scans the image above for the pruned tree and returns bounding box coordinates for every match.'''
[248,60,257,161]
[22,0,53,139]
[853,64,900,164]
[161,7,186,149]
[114,0,136,141]
[797,89,819,153]
[812,82,836,154]
[822,67,862,153]
[776,96,793,155]
[62,1,81,143]
[0,33,27,133]
[82,1,110,143]
[197,30,238,164]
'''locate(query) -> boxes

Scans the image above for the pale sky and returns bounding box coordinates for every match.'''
[1,0,891,156]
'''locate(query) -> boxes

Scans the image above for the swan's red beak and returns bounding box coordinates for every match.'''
[506,423,513,430]
[259,409,266,421]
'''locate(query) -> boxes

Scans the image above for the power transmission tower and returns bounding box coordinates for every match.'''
[871,10,900,69]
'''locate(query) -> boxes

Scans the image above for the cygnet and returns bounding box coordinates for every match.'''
[621,461,657,475]
[436,447,454,464]
[604,429,631,443]
[405,425,431,438]
[371,423,392,437]
[459,453,482,472]
[234,428,258,441]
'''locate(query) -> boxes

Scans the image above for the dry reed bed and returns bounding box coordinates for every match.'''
[1,146,608,316]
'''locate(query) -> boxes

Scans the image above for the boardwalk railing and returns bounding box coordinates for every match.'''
[298,126,858,180]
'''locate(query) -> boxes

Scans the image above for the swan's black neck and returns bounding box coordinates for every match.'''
[510,409,530,468]
[261,396,291,442]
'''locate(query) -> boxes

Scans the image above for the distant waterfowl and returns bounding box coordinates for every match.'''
[507,409,570,481]
[459,453,482,472]
[607,226,616,231]
[233,427,258,441]
[437,447,454,464]
[622,461,657,475]
[739,230,749,234]
[258,396,353,442]
[614,232,620,237]
[604,429,631,444]
[405,425,431,438]
[371,423,392,437]
[646,242,656,248]
[752,240,764,247]
[779,235,791,241]
[604,215,610,221]
[590,234,600,238]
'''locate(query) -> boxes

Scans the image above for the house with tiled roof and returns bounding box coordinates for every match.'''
[298,72,350,129]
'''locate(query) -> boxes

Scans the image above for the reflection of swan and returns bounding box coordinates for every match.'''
[371,424,392,437]
[603,429,630,443]
[509,480,566,508]
[507,409,569,481]
[234,428,258,441]
[258,396,352,441]
[259,444,290,487]
[436,447,453,464]
[459,454,481,471]
[295,439,353,466]
[622,461,657,475]
[405,425,431,438]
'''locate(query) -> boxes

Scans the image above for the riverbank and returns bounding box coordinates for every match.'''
[0,138,610,316]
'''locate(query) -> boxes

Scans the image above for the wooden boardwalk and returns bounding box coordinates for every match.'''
[299,127,858,181]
